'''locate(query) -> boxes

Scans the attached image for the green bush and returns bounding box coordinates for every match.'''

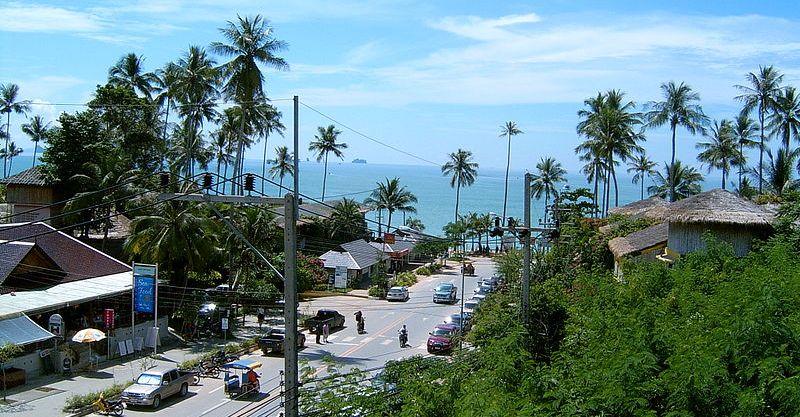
[394,271,418,287]
[63,381,133,412]
[416,266,431,276]
[368,285,386,298]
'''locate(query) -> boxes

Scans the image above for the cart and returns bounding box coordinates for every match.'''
[461,261,475,276]
[222,359,262,398]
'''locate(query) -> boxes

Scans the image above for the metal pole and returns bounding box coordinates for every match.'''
[131,263,135,357]
[284,193,299,417]
[522,173,531,323]
[154,263,158,356]
[293,96,300,219]
[459,256,465,349]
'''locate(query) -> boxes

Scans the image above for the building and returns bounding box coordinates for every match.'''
[608,223,669,277]
[0,166,56,223]
[369,240,415,272]
[319,239,390,284]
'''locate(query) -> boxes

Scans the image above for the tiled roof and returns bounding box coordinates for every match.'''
[0,166,49,186]
[319,250,359,270]
[341,239,388,269]
[0,242,34,284]
[608,223,669,258]
[0,222,131,286]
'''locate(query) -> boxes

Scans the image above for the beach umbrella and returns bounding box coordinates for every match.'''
[72,328,106,366]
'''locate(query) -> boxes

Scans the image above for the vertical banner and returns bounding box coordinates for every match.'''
[133,264,157,313]
[104,309,115,329]
[334,266,348,289]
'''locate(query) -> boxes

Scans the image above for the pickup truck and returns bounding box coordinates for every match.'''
[304,309,345,331]
[259,327,306,354]
[121,367,195,409]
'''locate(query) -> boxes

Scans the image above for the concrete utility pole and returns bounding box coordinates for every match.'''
[293,96,300,220]
[283,193,299,417]
[522,173,531,323]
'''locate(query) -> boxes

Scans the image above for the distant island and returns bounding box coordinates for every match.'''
[352,158,367,164]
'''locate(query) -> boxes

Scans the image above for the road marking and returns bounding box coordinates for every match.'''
[210,385,225,393]
[200,398,231,416]
[340,313,409,358]
[342,336,355,342]
[381,339,392,345]
[422,317,429,321]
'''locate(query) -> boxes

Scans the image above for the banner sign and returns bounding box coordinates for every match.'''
[104,309,115,329]
[133,264,157,313]
[383,233,395,244]
[334,266,348,289]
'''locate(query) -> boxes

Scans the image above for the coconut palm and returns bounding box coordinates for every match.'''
[441,149,479,223]
[154,62,182,169]
[760,147,800,196]
[697,120,739,189]
[0,142,22,175]
[627,152,658,200]
[363,177,417,232]
[732,114,759,195]
[530,157,566,224]
[404,217,425,232]
[21,115,51,168]
[326,198,368,241]
[768,86,800,153]
[648,161,704,200]
[735,65,784,193]
[108,53,157,99]
[254,102,285,194]
[211,14,288,194]
[645,81,708,202]
[308,125,347,201]
[212,107,239,193]
[499,121,523,224]
[1,83,31,178]
[269,145,293,194]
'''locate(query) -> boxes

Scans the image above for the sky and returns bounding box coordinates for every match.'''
[2,0,800,173]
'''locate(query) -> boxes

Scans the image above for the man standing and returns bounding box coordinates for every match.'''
[323,321,330,343]
[257,307,265,330]
[315,322,323,344]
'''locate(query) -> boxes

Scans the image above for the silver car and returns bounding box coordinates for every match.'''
[386,286,409,301]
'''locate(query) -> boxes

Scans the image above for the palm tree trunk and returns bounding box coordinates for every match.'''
[279,176,284,195]
[722,164,727,190]
[215,159,222,193]
[4,112,10,178]
[223,161,229,194]
[454,180,461,223]
[738,142,743,195]
[544,189,550,225]
[640,171,645,200]
[387,210,393,232]
[32,142,38,168]
[758,103,765,194]
[502,134,511,225]
[611,166,619,207]
[321,152,329,201]
[670,123,677,202]
[593,169,599,217]
[261,135,269,194]
[161,100,170,171]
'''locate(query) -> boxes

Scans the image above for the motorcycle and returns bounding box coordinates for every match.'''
[210,350,240,367]
[93,394,126,416]
[357,318,365,334]
[398,330,408,348]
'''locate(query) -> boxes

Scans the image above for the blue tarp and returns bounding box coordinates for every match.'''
[0,314,54,346]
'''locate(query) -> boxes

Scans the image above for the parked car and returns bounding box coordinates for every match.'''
[480,277,498,290]
[463,299,481,319]
[427,324,458,354]
[474,282,493,294]
[386,286,410,301]
[258,327,306,354]
[471,293,487,302]
[122,367,195,409]
[304,309,345,331]
[445,313,471,333]
[433,282,457,304]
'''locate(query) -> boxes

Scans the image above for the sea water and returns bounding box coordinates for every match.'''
[7,156,724,236]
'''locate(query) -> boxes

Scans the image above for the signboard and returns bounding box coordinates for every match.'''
[48,314,63,338]
[221,318,229,330]
[334,266,348,289]
[104,309,115,329]
[133,264,157,313]
[383,233,395,244]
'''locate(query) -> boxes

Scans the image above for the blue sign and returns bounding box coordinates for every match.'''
[133,272,156,313]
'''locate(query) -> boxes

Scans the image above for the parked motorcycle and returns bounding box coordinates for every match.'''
[93,393,126,416]
[209,350,239,367]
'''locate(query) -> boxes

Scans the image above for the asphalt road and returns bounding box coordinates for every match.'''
[121,257,495,417]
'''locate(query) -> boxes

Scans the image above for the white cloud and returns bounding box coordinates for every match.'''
[0,3,106,32]
[431,13,541,41]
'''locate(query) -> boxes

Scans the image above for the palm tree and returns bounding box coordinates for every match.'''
[269,145,293,194]
[326,198,368,242]
[530,157,566,224]
[627,152,658,200]
[648,161,704,200]
[154,62,182,169]
[211,14,288,194]
[1,83,31,178]
[732,114,759,195]
[212,107,239,193]
[308,125,347,201]
[761,147,799,196]
[645,81,708,202]
[697,120,739,189]
[404,217,425,232]
[0,142,22,175]
[254,102,285,194]
[499,121,523,225]
[441,149,479,223]
[735,65,784,193]
[769,86,800,153]
[108,53,157,99]
[21,115,51,168]
[363,177,418,232]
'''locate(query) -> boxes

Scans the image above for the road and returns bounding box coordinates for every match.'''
[121,257,494,417]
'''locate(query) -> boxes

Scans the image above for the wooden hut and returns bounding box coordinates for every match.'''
[0,166,56,224]
[665,189,774,257]
[608,223,669,277]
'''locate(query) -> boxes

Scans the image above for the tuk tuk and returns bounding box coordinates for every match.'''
[222,359,261,398]
[461,261,475,276]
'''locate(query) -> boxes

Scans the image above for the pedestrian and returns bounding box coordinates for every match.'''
[322,322,330,343]
[257,307,265,330]
[315,322,323,344]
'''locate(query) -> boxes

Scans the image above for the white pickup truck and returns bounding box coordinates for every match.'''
[121,367,195,409]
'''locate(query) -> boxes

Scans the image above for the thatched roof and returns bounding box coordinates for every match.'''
[608,196,670,221]
[666,189,774,226]
[608,223,669,258]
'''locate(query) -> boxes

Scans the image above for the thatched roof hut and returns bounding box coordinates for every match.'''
[608,223,669,259]
[665,189,774,257]
[608,196,670,221]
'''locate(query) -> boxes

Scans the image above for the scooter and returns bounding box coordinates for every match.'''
[93,394,126,416]
[398,330,408,348]
[357,318,365,334]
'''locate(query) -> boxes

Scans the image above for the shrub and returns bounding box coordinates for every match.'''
[368,285,386,298]
[63,381,133,412]
[394,271,418,287]
[416,266,431,276]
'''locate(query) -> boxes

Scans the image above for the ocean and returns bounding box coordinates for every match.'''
[6,156,724,236]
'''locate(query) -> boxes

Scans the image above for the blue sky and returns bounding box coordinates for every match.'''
[2,0,799,173]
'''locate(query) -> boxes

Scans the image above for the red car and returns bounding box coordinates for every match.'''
[427,324,458,354]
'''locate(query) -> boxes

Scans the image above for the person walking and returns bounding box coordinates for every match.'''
[257,307,265,330]
[315,322,323,344]
[322,321,330,343]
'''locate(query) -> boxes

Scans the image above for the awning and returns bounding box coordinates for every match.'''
[0,314,55,346]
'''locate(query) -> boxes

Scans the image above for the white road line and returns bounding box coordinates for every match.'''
[327,335,338,340]
[381,339,392,345]
[422,317,429,321]
[200,398,231,415]
[363,337,374,343]
[342,336,356,342]
[210,385,225,393]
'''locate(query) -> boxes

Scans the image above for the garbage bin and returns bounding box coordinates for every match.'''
[62,357,72,376]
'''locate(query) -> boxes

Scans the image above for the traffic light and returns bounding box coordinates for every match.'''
[159,173,169,187]
[202,173,213,189]
[244,174,255,192]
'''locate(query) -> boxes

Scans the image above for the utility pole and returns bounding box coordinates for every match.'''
[283,193,299,417]
[293,96,300,220]
[522,173,531,323]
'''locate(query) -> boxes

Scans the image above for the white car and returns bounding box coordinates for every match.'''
[463,299,481,319]
[386,286,410,301]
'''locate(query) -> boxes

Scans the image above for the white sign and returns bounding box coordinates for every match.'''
[221,318,229,330]
[118,341,129,357]
[334,266,348,289]
[48,314,63,337]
